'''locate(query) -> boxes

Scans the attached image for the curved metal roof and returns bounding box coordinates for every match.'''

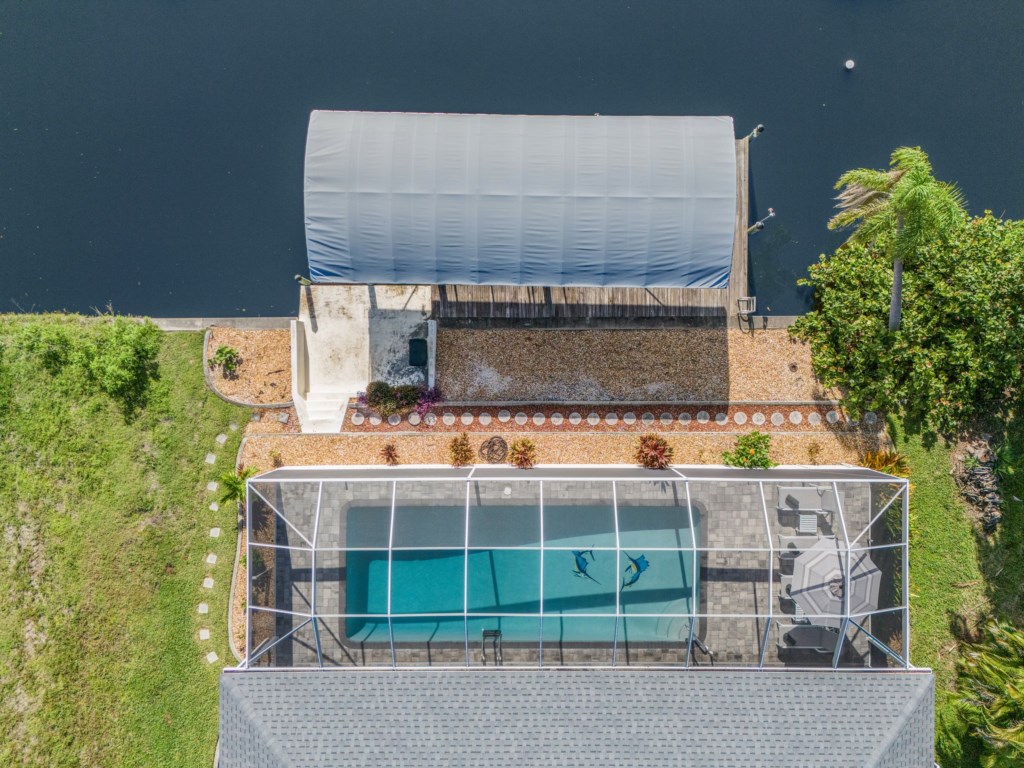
[304,111,737,287]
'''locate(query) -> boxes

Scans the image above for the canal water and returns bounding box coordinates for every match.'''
[2,1,1021,317]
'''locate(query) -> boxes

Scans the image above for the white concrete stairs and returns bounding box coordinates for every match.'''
[301,390,349,433]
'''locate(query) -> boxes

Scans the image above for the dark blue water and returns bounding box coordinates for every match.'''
[2,1,1022,316]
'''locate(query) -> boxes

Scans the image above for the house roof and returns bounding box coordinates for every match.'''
[303,111,737,289]
[218,669,935,768]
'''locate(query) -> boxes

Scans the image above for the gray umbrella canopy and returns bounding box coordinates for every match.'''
[791,537,881,628]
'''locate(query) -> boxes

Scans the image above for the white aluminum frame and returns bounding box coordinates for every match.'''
[242,467,910,671]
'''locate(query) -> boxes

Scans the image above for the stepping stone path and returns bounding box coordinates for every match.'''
[202,577,214,589]
[207,481,219,492]
[205,453,217,465]
[229,422,238,431]
[216,433,228,445]
[206,652,219,664]
[198,603,209,615]
[206,553,217,565]
[199,629,211,641]
[714,413,728,425]
[209,502,219,512]
[210,527,221,538]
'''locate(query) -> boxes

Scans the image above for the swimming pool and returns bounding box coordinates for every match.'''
[344,503,699,644]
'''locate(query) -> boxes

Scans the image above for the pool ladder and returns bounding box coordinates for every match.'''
[481,629,503,666]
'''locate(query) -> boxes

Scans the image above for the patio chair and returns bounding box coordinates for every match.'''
[776,533,820,555]
[775,623,839,654]
[778,574,794,601]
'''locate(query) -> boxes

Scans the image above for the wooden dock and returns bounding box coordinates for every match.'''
[433,138,750,324]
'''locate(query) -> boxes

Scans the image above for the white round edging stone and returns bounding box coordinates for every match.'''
[789,411,803,425]
[696,411,710,424]
[533,413,545,426]
[498,410,512,423]
[424,413,437,426]
[408,412,421,426]
[587,412,600,426]
[864,411,878,425]
[369,414,382,426]
[605,413,618,426]
[678,412,692,425]
[388,414,401,426]
[351,412,365,426]
[461,412,474,425]
[569,412,582,426]
[808,412,822,426]
[642,412,655,426]
[714,412,728,425]
[623,412,637,425]
[826,410,840,424]
[771,412,785,426]
[442,413,457,426]
[752,413,766,426]
[515,412,528,426]
[478,412,492,426]
[551,413,564,426]
[734,412,748,425]
[660,413,673,426]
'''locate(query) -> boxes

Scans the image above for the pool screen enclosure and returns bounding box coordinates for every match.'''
[244,466,910,671]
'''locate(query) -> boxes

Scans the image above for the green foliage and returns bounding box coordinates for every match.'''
[219,465,259,506]
[448,432,474,468]
[508,438,537,469]
[363,380,421,417]
[722,431,775,468]
[208,345,241,377]
[957,621,1024,767]
[634,433,674,469]
[791,214,1024,434]
[0,317,246,766]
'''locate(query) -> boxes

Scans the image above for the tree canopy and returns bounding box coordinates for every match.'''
[791,213,1024,434]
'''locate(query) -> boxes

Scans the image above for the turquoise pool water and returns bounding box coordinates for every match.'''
[345,504,699,644]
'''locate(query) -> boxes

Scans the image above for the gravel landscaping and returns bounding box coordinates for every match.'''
[436,328,838,403]
[207,328,291,404]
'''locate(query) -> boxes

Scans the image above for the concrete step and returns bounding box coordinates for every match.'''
[305,390,351,401]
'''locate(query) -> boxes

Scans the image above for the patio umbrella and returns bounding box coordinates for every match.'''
[790,536,881,628]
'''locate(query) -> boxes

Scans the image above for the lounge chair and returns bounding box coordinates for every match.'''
[776,533,820,554]
[775,623,839,654]
[778,574,794,600]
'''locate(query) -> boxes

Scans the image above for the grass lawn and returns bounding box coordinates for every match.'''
[0,316,247,767]
[891,417,1024,768]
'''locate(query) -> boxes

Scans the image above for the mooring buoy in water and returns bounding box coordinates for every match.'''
[845,59,856,70]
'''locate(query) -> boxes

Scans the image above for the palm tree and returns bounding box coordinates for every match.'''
[958,621,1024,767]
[828,147,965,331]
[219,465,259,507]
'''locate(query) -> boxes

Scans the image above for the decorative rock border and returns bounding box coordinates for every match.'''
[341,402,876,434]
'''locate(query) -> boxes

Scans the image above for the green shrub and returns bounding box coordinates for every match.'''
[88,318,162,408]
[209,345,242,377]
[722,431,775,468]
[957,621,1024,767]
[508,438,537,469]
[635,433,674,469]
[449,433,474,468]
[860,450,911,477]
[219,466,259,506]
[14,322,77,373]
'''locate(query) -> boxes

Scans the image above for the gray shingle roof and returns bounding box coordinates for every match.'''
[219,669,934,768]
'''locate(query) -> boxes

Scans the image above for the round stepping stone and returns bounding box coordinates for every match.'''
[605,413,619,426]
[424,413,438,426]
[714,412,729,425]
[826,410,840,424]
[864,411,878,425]
[533,413,545,425]
[642,412,655,426]
[771,412,785,426]
[515,412,528,425]
[587,412,600,426]
[202,577,214,589]
[660,413,673,426]
[442,413,456,426]
[752,413,766,426]
[696,411,710,424]
[199,628,211,641]
[623,412,637,425]
[408,413,421,426]
[206,553,218,565]
[569,412,582,425]
[808,412,822,426]
[229,422,238,432]
[551,413,564,426]
[388,414,401,426]
[216,433,228,445]
[461,412,474,425]
[734,412,748,425]
[197,603,209,615]
[678,412,692,425]
[209,502,219,512]
[206,481,219,492]
[478,412,492,426]
[498,410,512,423]
[789,411,803,425]
[209,528,221,538]
[369,414,382,426]
[205,453,217,465]
[206,651,219,664]
[351,412,365,425]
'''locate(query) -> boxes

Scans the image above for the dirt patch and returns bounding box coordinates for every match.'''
[207,328,291,405]
[436,328,840,403]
